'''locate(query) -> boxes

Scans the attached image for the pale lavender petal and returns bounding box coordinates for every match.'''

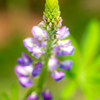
[60,60,73,70]
[61,45,75,56]
[53,45,60,51]
[31,26,48,41]
[15,65,28,77]
[48,57,58,71]
[19,77,33,87]
[56,45,75,56]
[41,89,52,100]
[23,37,40,52]
[56,26,70,39]
[41,41,46,48]
[24,65,34,74]
[57,39,71,47]
[51,71,65,82]
[32,46,45,59]
[26,92,39,100]
[17,53,33,66]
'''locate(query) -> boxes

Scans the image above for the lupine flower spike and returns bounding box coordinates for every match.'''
[14,0,74,99]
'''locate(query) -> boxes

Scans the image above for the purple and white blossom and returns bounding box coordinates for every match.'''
[41,88,52,100]
[48,57,58,71]
[15,65,33,87]
[60,60,73,70]
[15,53,43,87]
[51,70,65,82]
[17,52,33,66]
[56,26,70,40]
[23,26,48,59]
[31,26,48,41]
[32,62,42,77]
[26,91,39,100]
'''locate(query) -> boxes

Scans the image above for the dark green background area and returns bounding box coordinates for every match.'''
[0,0,100,100]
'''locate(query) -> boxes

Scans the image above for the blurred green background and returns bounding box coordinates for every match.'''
[0,0,100,100]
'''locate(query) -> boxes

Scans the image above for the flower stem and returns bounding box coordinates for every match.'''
[37,30,53,93]
[23,30,54,100]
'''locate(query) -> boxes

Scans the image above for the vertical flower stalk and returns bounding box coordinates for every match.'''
[14,0,75,99]
[37,0,62,93]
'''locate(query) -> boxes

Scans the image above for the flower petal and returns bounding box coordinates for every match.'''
[17,53,33,66]
[57,39,71,47]
[48,57,58,71]
[15,65,28,77]
[31,26,48,41]
[32,68,41,77]
[23,37,40,52]
[56,26,70,39]
[24,65,34,74]
[26,92,39,100]
[32,46,45,59]
[35,62,42,69]
[60,60,73,70]
[56,45,75,56]
[41,89,52,100]
[51,71,65,82]
[19,77,33,87]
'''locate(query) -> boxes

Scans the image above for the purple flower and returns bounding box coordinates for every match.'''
[26,91,39,100]
[31,26,48,41]
[15,65,33,87]
[32,46,45,59]
[41,88,52,100]
[55,45,75,57]
[17,52,33,66]
[57,39,71,47]
[60,60,73,70]
[32,62,42,77]
[23,37,40,52]
[23,26,47,59]
[48,57,58,71]
[51,70,65,82]
[56,26,70,40]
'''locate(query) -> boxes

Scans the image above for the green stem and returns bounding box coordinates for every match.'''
[37,30,53,93]
[23,30,54,100]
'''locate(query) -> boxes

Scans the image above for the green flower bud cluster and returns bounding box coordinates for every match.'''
[38,0,62,33]
[43,0,62,30]
[44,0,60,21]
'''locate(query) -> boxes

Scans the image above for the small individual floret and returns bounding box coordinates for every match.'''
[32,62,42,77]
[60,60,73,70]
[23,37,40,52]
[41,88,52,100]
[26,91,39,100]
[31,26,48,41]
[32,46,45,59]
[15,65,33,87]
[48,56,58,71]
[56,26,70,40]
[51,70,65,82]
[55,45,75,57]
[17,52,33,66]
[23,26,48,59]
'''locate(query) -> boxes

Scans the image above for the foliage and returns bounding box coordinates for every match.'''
[61,19,100,100]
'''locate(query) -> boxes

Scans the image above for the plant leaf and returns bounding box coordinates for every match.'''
[60,80,77,100]
[81,19,100,64]
[1,93,10,100]
[11,84,18,100]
